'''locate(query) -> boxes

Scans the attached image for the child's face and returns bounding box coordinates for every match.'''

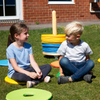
[65,34,79,44]
[18,28,29,42]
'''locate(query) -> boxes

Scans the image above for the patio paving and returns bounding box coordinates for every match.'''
[0,20,100,31]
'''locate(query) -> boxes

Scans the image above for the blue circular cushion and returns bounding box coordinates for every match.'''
[0,59,8,66]
[42,43,61,53]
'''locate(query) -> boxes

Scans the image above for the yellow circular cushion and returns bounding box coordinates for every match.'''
[98,58,100,62]
[41,34,66,43]
[5,76,26,85]
[42,34,65,37]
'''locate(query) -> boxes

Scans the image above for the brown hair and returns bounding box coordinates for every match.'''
[7,22,28,47]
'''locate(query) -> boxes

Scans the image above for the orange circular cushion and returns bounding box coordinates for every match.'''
[50,61,60,68]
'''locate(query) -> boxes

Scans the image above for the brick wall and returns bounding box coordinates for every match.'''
[23,0,100,25]
[0,0,100,26]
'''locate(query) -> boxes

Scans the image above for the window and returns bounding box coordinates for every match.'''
[48,0,75,4]
[0,0,23,21]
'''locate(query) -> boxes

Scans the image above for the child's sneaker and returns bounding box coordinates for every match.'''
[44,76,50,83]
[83,74,92,83]
[57,76,69,84]
[26,81,34,88]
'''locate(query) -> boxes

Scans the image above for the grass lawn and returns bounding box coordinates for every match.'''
[0,24,100,100]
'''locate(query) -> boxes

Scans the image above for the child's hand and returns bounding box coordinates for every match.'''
[29,72,38,79]
[37,71,42,79]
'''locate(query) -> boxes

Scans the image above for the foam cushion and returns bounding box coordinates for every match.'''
[6,88,52,100]
[0,59,8,66]
[5,76,25,85]
[98,58,100,62]
[50,60,60,68]
[57,72,60,77]
[41,34,66,43]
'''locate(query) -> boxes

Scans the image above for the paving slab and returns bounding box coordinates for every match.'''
[0,20,100,31]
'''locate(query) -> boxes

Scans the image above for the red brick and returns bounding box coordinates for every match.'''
[1,0,100,26]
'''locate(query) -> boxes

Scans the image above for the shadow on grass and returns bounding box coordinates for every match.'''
[49,74,54,78]
[44,55,60,60]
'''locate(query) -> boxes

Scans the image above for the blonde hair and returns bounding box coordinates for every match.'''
[64,21,84,36]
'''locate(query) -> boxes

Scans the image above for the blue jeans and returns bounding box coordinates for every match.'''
[59,57,94,81]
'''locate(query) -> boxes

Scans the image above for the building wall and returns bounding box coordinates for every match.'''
[0,0,100,26]
[23,0,100,24]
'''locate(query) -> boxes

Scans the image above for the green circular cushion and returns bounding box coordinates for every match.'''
[6,88,52,100]
[57,72,60,77]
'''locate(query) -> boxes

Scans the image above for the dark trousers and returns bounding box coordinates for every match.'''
[11,64,51,84]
